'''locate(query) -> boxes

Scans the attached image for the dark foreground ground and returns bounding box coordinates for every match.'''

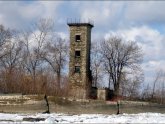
[0,94,165,114]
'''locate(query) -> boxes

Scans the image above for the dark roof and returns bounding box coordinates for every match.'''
[67,23,94,28]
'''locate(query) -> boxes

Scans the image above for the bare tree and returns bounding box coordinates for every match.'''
[0,25,24,93]
[91,42,103,87]
[151,69,163,99]
[120,72,144,99]
[151,70,165,104]
[101,36,143,97]
[1,41,22,73]
[0,25,11,59]
[141,83,152,101]
[43,37,68,90]
[0,40,23,93]
[0,21,69,96]
[21,18,55,93]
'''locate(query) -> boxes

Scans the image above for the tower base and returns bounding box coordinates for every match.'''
[69,87,90,99]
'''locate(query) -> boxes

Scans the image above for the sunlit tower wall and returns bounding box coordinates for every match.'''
[67,19,94,99]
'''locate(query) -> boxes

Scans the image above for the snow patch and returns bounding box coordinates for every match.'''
[0,112,165,123]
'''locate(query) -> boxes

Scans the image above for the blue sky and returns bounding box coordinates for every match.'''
[0,1,165,87]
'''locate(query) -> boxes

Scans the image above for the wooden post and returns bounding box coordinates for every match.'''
[43,94,50,114]
[117,100,120,115]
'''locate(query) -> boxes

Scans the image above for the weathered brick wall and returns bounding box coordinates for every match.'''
[68,24,93,99]
[97,89,107,100]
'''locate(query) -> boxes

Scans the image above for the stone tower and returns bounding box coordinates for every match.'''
[68,21,93,99]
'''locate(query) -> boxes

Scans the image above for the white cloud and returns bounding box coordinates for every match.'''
[124,1,165,24]
[76,1,165,31]
[1,1,165,33]
[0,1,62,29]
[57,32,68,41]
[19,3,44,20]
[105,25,165,61]
[0,14,3,22]
[79,2,125,27]
[39,1,62,18]
[142,60,165,73]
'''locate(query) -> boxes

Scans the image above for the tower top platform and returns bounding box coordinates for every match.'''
[67,19,94,27]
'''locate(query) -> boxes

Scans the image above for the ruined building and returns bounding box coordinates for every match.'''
[68,21,93,99]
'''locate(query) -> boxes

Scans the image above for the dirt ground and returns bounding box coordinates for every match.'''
[0,94,165,114]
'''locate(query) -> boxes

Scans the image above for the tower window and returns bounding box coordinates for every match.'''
[75,35,81,42]
[75,50,80,58]
[75,66,80,73]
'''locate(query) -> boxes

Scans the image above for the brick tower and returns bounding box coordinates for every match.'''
[68,20,93,99]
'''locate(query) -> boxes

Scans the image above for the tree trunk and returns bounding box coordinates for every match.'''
[108,74,111,89]
[43,94,50,114]
[114,83,120,98]
[57,73,61,89]
[32,70,36,94]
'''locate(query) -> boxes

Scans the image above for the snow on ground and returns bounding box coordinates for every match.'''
[0,113,165,123]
